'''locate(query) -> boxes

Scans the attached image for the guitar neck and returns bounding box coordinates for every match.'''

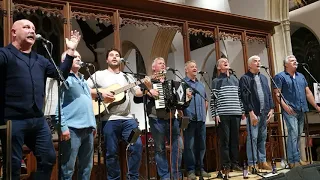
[113,81,142,95]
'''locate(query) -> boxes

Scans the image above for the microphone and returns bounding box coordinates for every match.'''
[36,34,51,43]
[297,62,308,66]
[229,68,235,73]
[77,61,93,67]
[258,65,269,69]
[120,58,130,64]
[198,71,207,74]
[166,67,178,72]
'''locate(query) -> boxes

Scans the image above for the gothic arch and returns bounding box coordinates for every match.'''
[291,27,320,86]
[148,28,176,75]
[122,40,146,74]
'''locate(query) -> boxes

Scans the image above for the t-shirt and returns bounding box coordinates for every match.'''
[87,69,139,120]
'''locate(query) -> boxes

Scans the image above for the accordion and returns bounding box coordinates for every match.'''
[153,80,190,110]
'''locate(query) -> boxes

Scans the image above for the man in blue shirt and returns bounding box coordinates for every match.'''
[183,60,210,179]
[274,55,320,168]
[57,50,96,179]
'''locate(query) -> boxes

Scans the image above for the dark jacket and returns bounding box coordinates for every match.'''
[239,71,274,116]
[0,43,73,120]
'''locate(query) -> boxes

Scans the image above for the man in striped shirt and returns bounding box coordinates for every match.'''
[210,58,245,178]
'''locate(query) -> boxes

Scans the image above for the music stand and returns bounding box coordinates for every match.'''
[122,63,152,180]
[301,64,320,164]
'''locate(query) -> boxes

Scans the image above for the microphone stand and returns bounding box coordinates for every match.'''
[169,70,207,180]
[84,64,108,180]
[230,70,265,177]
[301,64,319,164]
[261,67,290,169]
[123,63,151,180]
[199,73,223,179]
[240,79,265,178]
[41,42,68,180]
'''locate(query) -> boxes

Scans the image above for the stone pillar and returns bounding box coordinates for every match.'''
[267,0,292,73]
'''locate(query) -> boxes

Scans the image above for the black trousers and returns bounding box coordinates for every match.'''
[219,115,241,169]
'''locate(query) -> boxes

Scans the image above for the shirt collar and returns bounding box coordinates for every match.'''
[284,71,298,77]
[247,71,260,77]
[69,72,83,80]
[185,76,198,82]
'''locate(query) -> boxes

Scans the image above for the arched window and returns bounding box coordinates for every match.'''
[291,27,320,108]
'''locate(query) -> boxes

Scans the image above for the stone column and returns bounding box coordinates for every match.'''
[267,0,292,73]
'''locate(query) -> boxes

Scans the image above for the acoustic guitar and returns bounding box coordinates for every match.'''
[92,72,165,115]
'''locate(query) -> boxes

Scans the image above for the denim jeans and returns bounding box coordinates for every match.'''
[183,121,206,173]
[103,119,142,180]
[246,113,267,165]
[283,111,305,164]
[149,117,183,180]
[219,115,241,169]
[0,118,56,180]
[61,127,94,180]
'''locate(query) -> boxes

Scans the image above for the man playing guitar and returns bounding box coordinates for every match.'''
[87,48,150,180]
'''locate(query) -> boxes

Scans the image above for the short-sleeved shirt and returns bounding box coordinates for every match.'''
[274,71,309,112]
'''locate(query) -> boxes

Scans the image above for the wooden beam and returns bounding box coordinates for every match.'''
[63,0,279,34]
[3,0,13,45]
[241,31,249,72]
[214,27,221,61]
[182,21,190,63]
[63,2,71,51]
[113,10,120,51]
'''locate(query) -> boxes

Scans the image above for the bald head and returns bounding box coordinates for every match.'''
[11,19,36,51]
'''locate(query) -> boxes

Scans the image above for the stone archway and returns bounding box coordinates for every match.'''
[148,28,177,75]
[292,27,320,84]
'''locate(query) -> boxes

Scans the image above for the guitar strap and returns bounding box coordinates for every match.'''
[123,73,130,84]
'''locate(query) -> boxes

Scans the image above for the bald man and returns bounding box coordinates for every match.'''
[0,19,81,179]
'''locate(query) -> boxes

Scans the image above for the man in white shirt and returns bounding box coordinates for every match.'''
[87,48,149,180]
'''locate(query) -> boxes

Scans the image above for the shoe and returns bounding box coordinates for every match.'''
[299,160,308,166]
[258,162,272,170]
[248,165,259,173]
[187,172,197,180]
[231,164,243,171]
[289,163,295,169]
[195,170,211,177]
[222,169,230,180]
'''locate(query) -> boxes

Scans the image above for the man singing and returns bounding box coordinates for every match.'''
[239,55,274,171]
[274,55,320,168]
[210,58,245,179]
[0,19,80,179]
[183,60,210,179]
[58,50,96,179]
[87,48,146,180]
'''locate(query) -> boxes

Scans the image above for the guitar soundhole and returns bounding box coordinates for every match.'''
[111,91,115,95]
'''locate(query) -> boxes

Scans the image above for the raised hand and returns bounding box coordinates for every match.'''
[66,30,81,50]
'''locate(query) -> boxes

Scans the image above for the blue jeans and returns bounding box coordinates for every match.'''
[1,118,56,180]
[61,127,94,180]
[283,111,305,164]
[103,119,142,180]
[183,121,206,173]
[246,113,267,165]
[149,117,183,180]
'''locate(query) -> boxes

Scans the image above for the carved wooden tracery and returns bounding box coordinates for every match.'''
[121,17,182,32]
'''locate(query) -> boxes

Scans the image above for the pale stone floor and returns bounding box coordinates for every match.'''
[184,168,290,180]
[181,162,293,180]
